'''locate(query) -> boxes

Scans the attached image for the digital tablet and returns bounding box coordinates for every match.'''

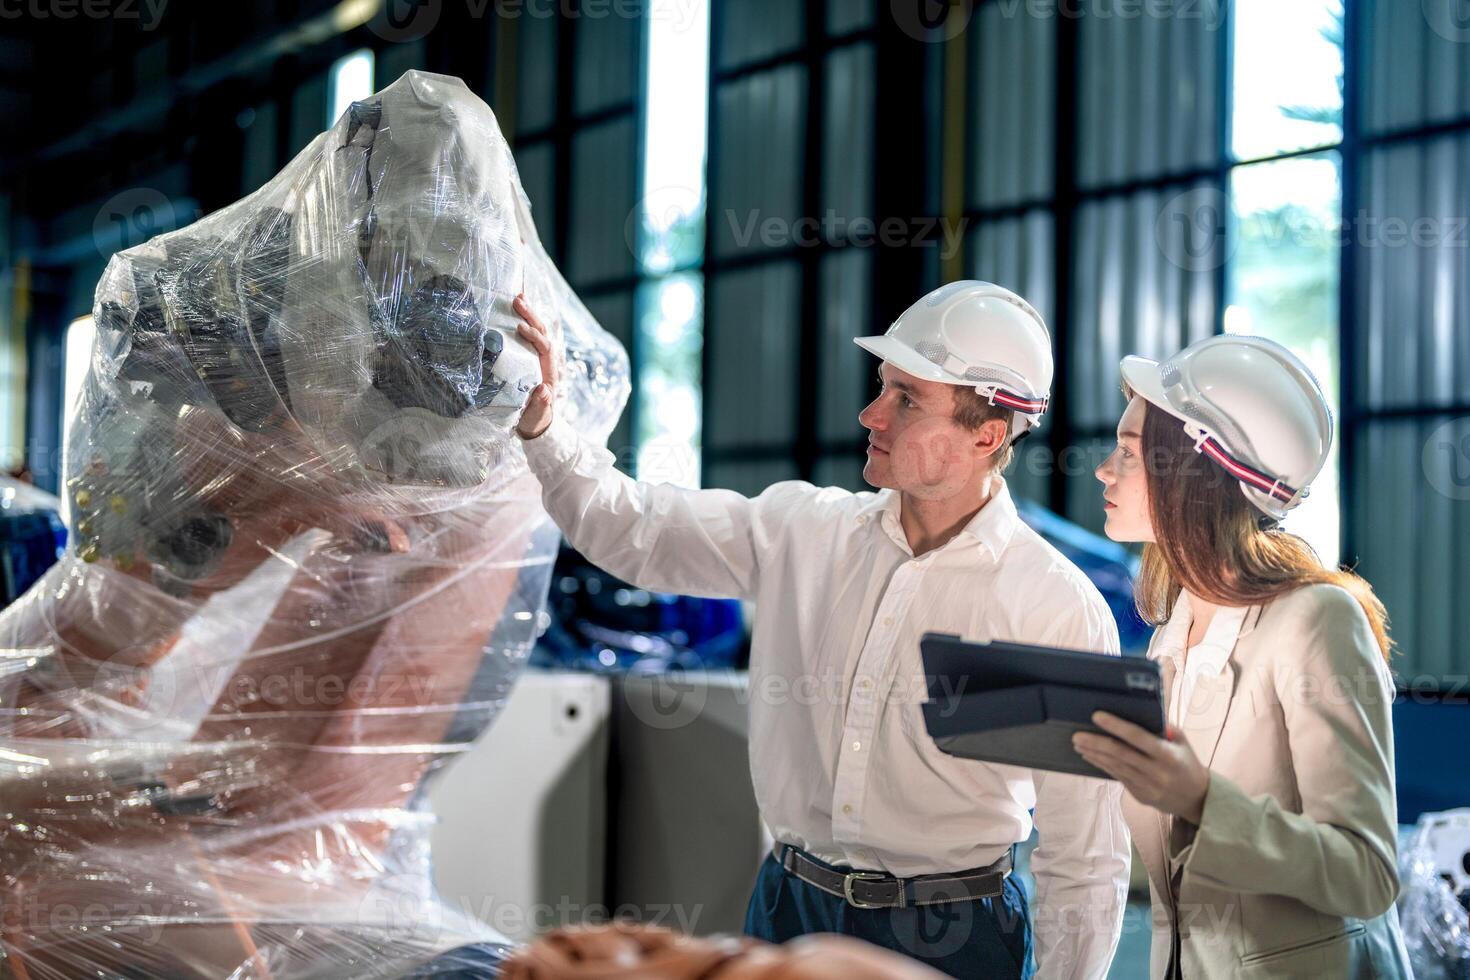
[919,631,1164,779]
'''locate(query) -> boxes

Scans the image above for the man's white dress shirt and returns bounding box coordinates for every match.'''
[524,415,1130,979]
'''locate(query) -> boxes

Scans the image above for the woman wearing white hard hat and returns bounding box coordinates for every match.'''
[1077,334,1412,978]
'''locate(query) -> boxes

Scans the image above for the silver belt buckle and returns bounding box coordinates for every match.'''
[842,871,887,909]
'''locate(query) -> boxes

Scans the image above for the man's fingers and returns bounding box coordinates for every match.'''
[514,295,560,389]
[516,385,554,440]
[513,293,548,333]
[516,319,548,351]
[528,383,553,411]
[516,323,559,387]
[516,322,554,372]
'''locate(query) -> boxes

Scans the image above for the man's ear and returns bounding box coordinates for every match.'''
[972,418,1009,459]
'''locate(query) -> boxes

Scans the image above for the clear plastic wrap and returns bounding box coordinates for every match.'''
[0,70,628,980]
[1399,808,1470,979]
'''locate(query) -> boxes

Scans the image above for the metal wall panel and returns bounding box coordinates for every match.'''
[241,101,278,195]
[705,261,801,451]
[583,288,635,353]
[1352,419,1470,687]
[288,73,328,155]
[813,454,867,491]
[969,2,1055,208]
[712,65,807,258]
[965,211,1055,326]
[574,7,642,116]
[1062,436,1114,536]
[1071,185,1219,430]
[1351,123,1470,690]
[377,39,427,88]
[1077,4,1219,187]
[705,459,802,496]
[132,38,170,94]
[964,211,1057,507]
[583,289,637,467]
[567,117,639,287]
[827,0,874,35]
[515,142,558,259]
[816,248,873,444]
[1357,133,1470,411]
[1362,0,1470,136]
[516,9,560,136]
[823,43,874,226]
[716,0,805,71]
[1005,439,1055,508]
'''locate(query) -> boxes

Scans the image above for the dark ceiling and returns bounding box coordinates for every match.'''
[1,1,395,243]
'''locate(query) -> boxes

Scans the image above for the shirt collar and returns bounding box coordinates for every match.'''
[855,480,1019,563]
[960,479,1020,561]
[1153,589,1251,677]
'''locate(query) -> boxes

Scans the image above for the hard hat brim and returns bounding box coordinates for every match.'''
[1119,355,1184,424]
[853,335,954,385]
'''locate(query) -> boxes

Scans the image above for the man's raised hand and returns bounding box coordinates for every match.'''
[514,294,558,440]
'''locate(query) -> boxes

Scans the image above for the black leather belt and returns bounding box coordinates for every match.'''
[773,843,1011,909]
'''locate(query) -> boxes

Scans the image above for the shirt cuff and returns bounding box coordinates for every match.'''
[521,414,582,482]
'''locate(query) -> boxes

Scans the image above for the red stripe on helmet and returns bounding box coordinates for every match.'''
[1198,437,1297,502]
[990,390,1048,414]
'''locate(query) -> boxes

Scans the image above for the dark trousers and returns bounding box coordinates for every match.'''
[743,850,1033,980]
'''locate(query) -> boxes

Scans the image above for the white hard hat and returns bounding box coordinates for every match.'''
[1120,335,1333,521]
[854,280,1053,437]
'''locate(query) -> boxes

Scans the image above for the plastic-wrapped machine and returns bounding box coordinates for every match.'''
[1398,808,1470,979]
[0,70,628,980]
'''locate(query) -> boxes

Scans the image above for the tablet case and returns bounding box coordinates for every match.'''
[919,632,1165,780]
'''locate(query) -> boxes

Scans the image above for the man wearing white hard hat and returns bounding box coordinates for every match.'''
[1082,335,1413,978]
[511,282,1129,979]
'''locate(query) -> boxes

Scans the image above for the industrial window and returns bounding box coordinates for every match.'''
[1345,0,1470,690]
[701,0,878,496]
[632,1,711,488]
[957,0,1470,688]
[328,48,376,126]
[1225,0,1344,566]
[510,4,643,469]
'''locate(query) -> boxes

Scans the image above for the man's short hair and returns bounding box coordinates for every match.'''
[952,387,1016,473]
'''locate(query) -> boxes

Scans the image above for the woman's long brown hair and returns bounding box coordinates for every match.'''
[1130,393,1394,661]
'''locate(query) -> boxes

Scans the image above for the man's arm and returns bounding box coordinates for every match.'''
[1028,587,1130,980]
[513,294,786,601]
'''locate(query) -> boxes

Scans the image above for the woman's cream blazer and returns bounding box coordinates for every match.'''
[1123,583,1413,978]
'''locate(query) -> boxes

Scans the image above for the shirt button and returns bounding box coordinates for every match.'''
[852,740,861,751]
[883,616,893,626]
[842,804,853,815]
[857,516,867,525]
